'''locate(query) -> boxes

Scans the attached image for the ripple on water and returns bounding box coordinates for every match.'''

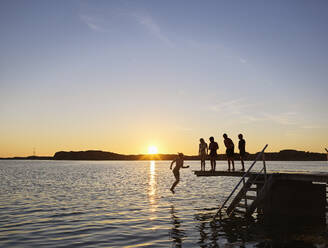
[1,160,328,247]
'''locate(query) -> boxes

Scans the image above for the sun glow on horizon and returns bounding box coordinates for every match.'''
[148,146,158,154]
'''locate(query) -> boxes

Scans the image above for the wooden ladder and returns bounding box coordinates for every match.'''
[226,173,276,218]
[245,175,275,218]
[214,144,268,220]
[226,175,258,216]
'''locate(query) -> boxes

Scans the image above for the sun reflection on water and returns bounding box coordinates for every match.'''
[148,161,157,215]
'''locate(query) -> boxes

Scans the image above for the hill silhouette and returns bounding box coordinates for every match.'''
[53,150,183,160]
[1,149,326,161]
[54,149,326,161]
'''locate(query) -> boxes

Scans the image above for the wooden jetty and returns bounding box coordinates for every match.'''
[195,170,328,183]
[194,145,328,225]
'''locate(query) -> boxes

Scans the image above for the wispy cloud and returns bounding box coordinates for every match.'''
[242,115,267,123]
[208,98,254,115]
[79,3,173,46]
[176,126,192,132]
[135,14,174,47]
[239,57,247,64]
[241,111,301,126]
[187,40,248,64]
[262,112,298,125]
[80,14,107,32]
[208,98,302,127]
[301,125,323,129]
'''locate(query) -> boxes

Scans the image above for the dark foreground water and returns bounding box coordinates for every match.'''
[1,160,328,247]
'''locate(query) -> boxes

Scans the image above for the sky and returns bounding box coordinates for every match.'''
[1,0,328,157]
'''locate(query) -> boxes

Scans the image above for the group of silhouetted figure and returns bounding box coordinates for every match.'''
[199,133,246,172]
[169,133,246,193]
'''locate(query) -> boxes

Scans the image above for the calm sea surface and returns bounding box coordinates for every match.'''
[1,160,328,247]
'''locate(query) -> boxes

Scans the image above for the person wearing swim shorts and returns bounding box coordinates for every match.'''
[170,153,189,193]
[208,136,219,172]
[223,133,235,171]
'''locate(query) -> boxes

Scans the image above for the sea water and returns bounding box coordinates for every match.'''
[0,160,327,247]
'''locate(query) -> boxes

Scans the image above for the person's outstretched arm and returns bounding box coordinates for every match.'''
[170,159,176,170]
[182,164,190,168]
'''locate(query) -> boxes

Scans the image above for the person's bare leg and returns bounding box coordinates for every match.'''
[241,158,245,171]
[170,179,179,193]
[231,159,235,171]
[213,159,216,171]
[228,160,231,171]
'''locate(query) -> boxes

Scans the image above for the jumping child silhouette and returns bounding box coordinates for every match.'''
[170,153,189,193]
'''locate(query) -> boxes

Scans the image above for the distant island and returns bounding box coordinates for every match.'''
[1,149,326,161]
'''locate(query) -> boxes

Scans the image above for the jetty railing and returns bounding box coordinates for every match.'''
[214,144,268,220]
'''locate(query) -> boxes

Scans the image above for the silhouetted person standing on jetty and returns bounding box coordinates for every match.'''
[199,138,208,171]
[223,133,235,171]
[238,134,246,171]
[209,137,219,172]
[170,153,189,193]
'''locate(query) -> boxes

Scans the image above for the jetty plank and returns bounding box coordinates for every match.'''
[194,170,328,183]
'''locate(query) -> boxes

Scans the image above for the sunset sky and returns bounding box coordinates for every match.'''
[1,0,328,157]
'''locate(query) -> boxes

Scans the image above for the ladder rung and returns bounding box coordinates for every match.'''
[245,195,257,200]
[233,208,246,214]
[237,203,248,209]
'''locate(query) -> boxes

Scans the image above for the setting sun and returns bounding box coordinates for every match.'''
[148,146,158,154]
